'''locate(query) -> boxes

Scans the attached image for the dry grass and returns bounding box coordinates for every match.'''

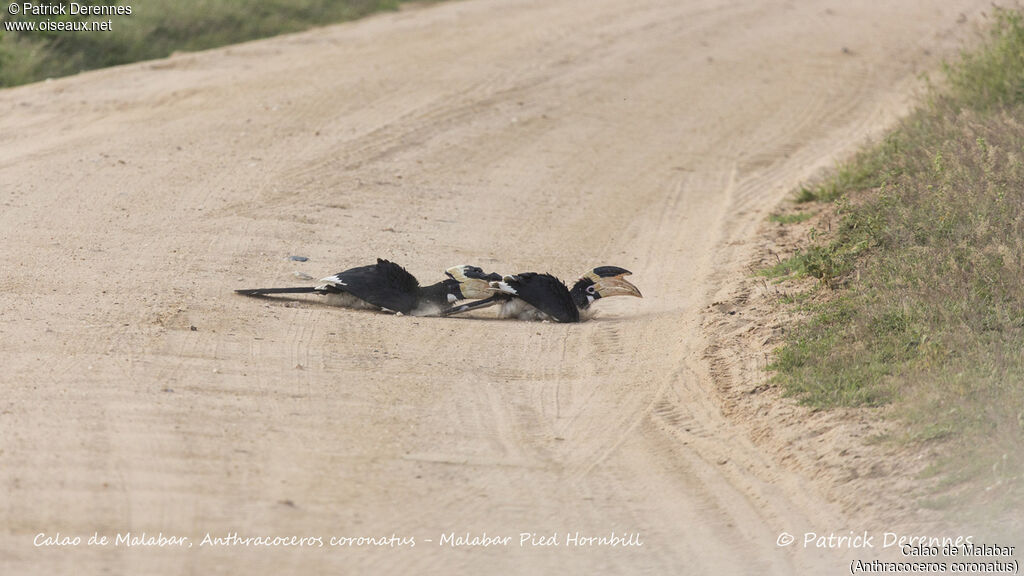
[769,9,1024,518]
[0,0,424,87]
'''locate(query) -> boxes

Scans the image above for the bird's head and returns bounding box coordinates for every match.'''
[445,265,503,300]
[570,266,643,309]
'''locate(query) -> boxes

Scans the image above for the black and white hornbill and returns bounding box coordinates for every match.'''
[441,266,642,323]
[235,259,499,317]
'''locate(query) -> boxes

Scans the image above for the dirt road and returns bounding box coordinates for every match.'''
[0,0,989,573]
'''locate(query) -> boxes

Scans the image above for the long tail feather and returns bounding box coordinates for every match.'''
[235,287,321,297]
[441,295,501,317]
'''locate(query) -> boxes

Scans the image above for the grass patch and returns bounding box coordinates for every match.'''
[795,137,902,203]
[0,0,427,87]
[768,211,814,225]
[769,9,1024,514]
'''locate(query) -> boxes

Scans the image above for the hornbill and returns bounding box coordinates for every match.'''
[235,259,499,316]
[440,266,642,323]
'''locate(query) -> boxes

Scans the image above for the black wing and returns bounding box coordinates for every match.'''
[323,259,421,313]
[505,273,579,323]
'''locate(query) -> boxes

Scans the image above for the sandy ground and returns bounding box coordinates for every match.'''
[0,0,998,574]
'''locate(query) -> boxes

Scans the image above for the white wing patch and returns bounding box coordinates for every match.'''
[492,281,517,295]
[445,265,471,282]
[319,275,347,286]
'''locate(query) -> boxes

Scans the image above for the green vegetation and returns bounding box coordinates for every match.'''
[794,138,900,204]
[0,0,424,87]
[769,9,1024,509]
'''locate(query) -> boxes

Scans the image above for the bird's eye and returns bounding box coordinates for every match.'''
[587,285,596,294]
